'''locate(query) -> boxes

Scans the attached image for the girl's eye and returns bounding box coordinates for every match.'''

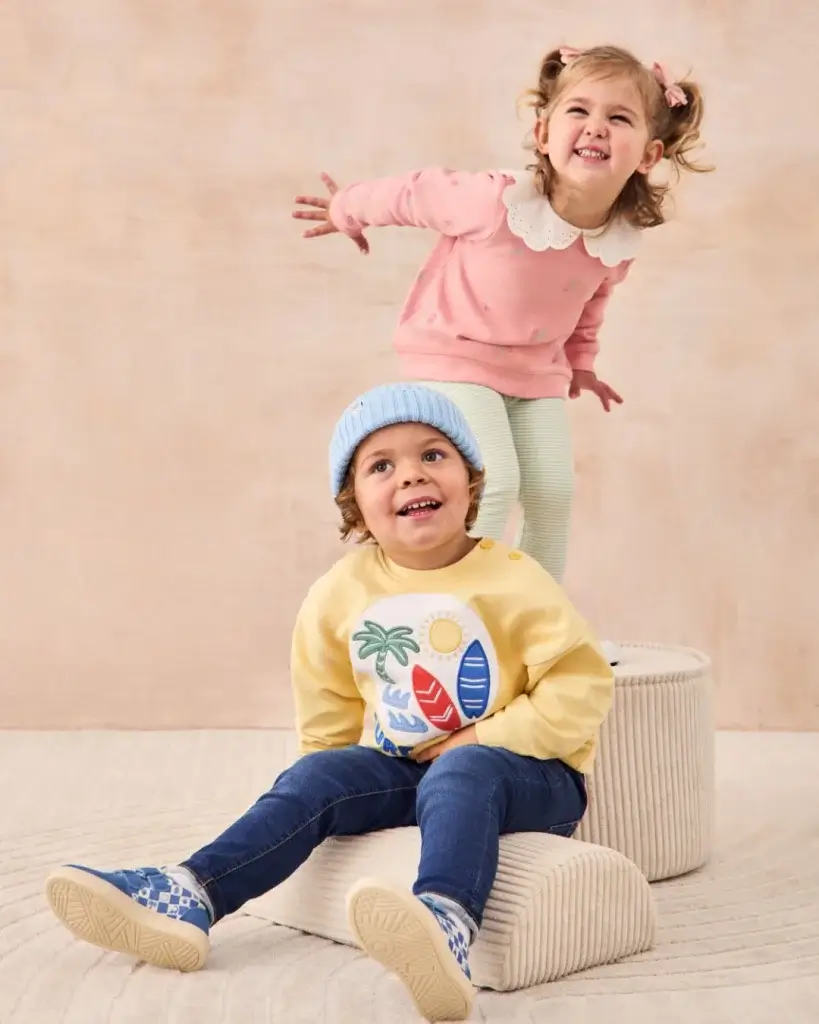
[422,449,445,463]
[568,105,587,115]
[611,114,632,124]
[371,460,392,474]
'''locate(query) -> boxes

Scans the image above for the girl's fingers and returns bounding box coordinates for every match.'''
[292,209,329,221]
[303,223,336,238]
[293,195,330,208]
[320,172,339,194]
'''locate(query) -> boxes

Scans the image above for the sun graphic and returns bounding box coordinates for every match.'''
[421,612,469,660]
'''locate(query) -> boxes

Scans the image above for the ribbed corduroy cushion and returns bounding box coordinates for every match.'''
[247,830,655,992]
[576,643,715,880]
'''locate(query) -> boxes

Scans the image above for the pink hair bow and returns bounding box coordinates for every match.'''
[652,62,688,107]
[558,47,583,64]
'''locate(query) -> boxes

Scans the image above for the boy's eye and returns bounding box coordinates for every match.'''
[422,449,445,463]
[371,459,392,474]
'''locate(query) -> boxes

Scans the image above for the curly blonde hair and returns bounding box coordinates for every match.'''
[522,45,712,229]
[335,464,486,544]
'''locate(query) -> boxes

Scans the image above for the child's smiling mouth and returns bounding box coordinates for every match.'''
[396,498,443,518]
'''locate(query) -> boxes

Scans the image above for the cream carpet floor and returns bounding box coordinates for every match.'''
[1,730,817,1023]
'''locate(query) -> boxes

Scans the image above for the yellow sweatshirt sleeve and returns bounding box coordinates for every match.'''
[474,575,614,762]
[290,580,365,755]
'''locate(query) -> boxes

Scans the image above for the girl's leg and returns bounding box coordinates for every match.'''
[421,382,519,542]
[506,396,574,582]
[45,747,423,970]
[505,398,621,663]
[346,746,586,1022]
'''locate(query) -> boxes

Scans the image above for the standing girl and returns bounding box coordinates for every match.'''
[294,44,708,619]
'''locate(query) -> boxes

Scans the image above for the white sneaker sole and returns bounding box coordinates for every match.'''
[346,878,474,1022]
[45,865,210,972]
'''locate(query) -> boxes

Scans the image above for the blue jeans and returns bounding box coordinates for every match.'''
[183,744,587,930]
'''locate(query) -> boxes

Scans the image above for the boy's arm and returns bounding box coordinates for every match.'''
[564,260,633,373]
[475,578,614,761]
[328,167,507,240]
[290,589,365,755]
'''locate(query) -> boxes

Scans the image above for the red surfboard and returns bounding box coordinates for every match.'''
[412,665,462,732]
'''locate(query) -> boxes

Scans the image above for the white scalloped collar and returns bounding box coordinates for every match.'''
[499,170,641,267]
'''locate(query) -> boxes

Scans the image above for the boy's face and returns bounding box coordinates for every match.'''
[352,422,474,570]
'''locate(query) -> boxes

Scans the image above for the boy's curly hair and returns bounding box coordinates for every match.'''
[335,463,486,544]
[521,45,712,229]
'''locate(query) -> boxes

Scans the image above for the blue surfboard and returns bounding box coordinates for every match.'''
[456,639,491,719]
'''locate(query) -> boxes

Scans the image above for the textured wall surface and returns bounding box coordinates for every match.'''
[1,1,817,730]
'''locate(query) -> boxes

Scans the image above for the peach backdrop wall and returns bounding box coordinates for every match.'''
[1,1,817,731]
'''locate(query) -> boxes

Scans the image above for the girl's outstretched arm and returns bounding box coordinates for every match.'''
[294,167,507,246]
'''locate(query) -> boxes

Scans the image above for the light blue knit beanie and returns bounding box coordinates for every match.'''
[329,383,483,497]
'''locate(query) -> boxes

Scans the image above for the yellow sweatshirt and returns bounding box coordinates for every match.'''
[291,538,614,773]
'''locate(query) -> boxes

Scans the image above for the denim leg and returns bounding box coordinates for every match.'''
[413,746,587,929]
[183,746,423,921]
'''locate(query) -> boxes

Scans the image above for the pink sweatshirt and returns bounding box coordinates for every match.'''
[329,168,640,400]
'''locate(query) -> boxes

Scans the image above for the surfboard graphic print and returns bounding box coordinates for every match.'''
[349,593,500,754]
[412,665,462,732]
[456,639,491,719]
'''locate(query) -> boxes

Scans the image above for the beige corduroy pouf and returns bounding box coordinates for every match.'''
[576,643,715,881]
[247,828,655,992]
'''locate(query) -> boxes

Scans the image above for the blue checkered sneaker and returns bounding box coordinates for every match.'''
[60,864,211,934]
[419,896,472,980]
[44,862,213,972]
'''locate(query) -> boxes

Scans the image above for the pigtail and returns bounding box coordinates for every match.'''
[519,48,565,117]
[661,78,713,175]
[519,48,570,198]
[610,73,713,228]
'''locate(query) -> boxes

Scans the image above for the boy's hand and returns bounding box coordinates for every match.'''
[412,724,479,764]
[292,172,370,254]
[569,369,623,411]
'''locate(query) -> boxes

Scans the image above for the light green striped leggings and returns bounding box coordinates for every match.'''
[425,382,573,582]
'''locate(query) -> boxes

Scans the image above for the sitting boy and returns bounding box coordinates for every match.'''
[46,383,613,1022]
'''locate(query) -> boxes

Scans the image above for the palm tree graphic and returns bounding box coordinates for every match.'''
[352,620,420,685]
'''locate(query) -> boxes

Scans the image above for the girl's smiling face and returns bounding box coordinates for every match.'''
[535,73,663,204]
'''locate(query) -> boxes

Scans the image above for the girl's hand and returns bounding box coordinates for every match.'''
[569,370,623,411]
[412,725,478,764]
[292,173,370,254]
